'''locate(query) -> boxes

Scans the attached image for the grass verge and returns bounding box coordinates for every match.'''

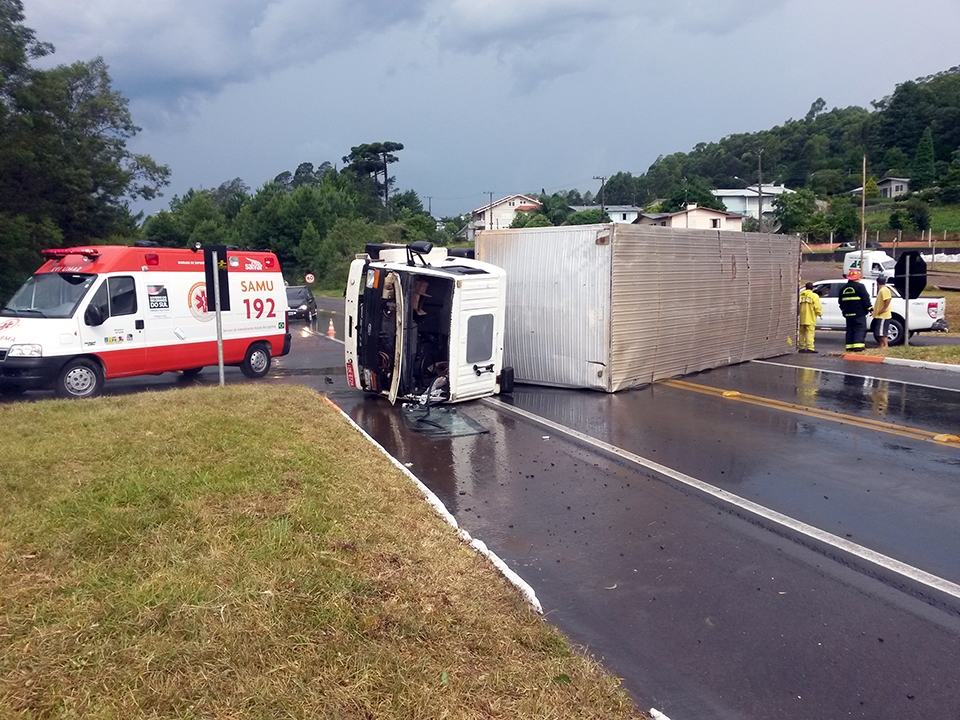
[0,384,645,719]
[862,344,960,365]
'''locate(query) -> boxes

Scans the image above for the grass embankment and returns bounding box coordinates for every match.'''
[0,385,644,719]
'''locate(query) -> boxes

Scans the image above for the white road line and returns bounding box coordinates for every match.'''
[752,359,960,394]
[327,398,543,614]
[485,398,960,604]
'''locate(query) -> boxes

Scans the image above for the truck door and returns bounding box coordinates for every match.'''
[80,275,146,377]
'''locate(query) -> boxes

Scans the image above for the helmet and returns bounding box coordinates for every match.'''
[846,268,862,281]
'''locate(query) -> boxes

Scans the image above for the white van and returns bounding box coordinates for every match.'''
[843,250,896,280]
[344,242,513,405]
[0,243,291,398]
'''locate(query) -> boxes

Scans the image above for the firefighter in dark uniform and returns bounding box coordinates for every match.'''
[839,267,872,352]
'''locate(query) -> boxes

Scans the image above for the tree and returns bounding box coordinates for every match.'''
[912,127,936,189]
[905,198,930,230]
[342,141,404,209]
[0,1,169,300]
[657,178,725,213]
[773,188,818,234]
[568,209,606,225]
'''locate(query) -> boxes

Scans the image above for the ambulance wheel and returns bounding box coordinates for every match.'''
[56,358,104,399]
[241,343,272,378]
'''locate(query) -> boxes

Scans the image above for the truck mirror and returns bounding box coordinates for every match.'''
[84,304,105,327]
[410,241,433,254]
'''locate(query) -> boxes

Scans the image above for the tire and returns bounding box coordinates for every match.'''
[56,358,104,399]
[886,317,906,346]
[240,342,272,378]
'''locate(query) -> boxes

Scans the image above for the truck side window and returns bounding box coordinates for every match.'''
[109,277,137,316]
[466,314,494,363]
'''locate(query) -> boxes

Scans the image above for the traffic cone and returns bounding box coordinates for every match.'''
[326,318,336,338]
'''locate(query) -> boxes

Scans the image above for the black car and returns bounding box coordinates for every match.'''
[285,285,317,321]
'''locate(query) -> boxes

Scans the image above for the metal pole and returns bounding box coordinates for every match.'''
[212,250,225,385]
[859,154,866,275]
[904,255,910,347]
[757,150,763,232]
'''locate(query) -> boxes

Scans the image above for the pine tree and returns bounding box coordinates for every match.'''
[912,127,936,189]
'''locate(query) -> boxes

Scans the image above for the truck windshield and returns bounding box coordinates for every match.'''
[1,273,96,319]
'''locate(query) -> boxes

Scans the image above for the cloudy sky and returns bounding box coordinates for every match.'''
[23,0,960,218]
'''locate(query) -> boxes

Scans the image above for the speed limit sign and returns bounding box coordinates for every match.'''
[304,273,315,284]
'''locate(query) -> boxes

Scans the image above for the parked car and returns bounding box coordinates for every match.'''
[285,285,317,322]
[812,278,947,345]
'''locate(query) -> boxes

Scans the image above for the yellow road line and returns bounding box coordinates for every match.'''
[661,378,960,447]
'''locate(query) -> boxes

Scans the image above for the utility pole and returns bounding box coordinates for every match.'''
[485,191,494,230]
[593,176,606,219]
[756,149,764,232]
[425,196,432,216]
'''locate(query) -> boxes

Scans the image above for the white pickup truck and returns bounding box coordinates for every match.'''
[811,278,948,345]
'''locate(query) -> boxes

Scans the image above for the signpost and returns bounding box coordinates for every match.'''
[202,245,231,386]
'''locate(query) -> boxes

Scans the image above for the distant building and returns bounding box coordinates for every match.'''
[712,184,793,221]
[470,194,541,232]
[878,177,910,199]
[568,205,642,224]
[634,204,744,232]
[850,177,910,199]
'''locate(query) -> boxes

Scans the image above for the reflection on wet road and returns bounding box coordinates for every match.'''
[332,350,960,719]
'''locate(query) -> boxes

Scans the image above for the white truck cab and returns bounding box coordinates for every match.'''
[843,250,896,280]
[344,242,513,405]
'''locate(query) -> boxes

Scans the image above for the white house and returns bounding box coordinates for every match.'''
[471,194,540,231]
[851,177,911,199]
[878,177,910,198]
[634,204,744,232]
[568,205,641,224]
[712,184,793,221]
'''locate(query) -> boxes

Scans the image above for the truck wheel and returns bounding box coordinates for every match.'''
[240,343,272,378]
[885,317,905,346]
[56,358,104,399]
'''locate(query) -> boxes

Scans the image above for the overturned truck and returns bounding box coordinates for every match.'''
[476,224,800,392]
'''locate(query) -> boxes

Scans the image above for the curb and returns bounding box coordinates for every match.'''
[842,353,960,373]
[321,395,544,614]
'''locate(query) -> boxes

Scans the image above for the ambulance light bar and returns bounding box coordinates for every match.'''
[41,247,101,261]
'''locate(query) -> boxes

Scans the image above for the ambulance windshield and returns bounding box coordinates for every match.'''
[2,273,97,319]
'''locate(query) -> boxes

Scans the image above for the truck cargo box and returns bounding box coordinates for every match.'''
[476,224,800,392]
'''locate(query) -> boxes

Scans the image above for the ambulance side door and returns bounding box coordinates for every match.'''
[80,275,146,377]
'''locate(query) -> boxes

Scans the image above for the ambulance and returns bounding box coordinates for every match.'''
[344,241,513,405]
[0,243,291,398]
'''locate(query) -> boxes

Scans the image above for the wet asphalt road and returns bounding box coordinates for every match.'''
[7,300,960,718]
[312,300,960,720]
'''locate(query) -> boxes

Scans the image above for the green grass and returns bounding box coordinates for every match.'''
[0,385,645,719]
[863,344,960,364]
[863,203,960,236]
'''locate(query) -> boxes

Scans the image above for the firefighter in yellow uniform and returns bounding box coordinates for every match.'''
[798,282,823,353]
